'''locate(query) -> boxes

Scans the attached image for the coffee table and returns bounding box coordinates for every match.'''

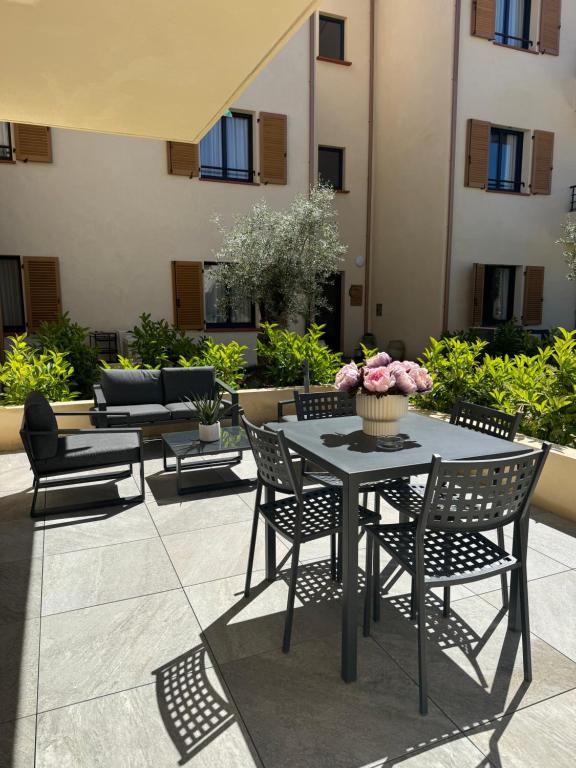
[161,426,255,495]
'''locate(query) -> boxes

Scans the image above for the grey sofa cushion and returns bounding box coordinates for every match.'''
[104,404,170,425]
[161,367,216,405]
[23,392,58,460]
[165,399,233,420]
[36,432,141,473]
[100,369,163,406]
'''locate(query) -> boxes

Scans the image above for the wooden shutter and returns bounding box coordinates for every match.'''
[167,142,199,177]
[22,257,61,332]
[522,267,544,326]
[172,261,204,330]
[531,130,554,195]
[13,124,52,163]
[539,0,561,55]
[471,263,485,326]
[465,119,491,189]
[471,0,496,40]
[259,112,287,185]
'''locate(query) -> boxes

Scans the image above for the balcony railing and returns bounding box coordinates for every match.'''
[570,186,576,212]
[200,164,254,183]
[494,31,533,48]
[488,178,524,193]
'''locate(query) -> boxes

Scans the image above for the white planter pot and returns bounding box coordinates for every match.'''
[356,393,409,437]
[198,422,221,442]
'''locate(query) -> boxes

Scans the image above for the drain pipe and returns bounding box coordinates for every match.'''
[442,0,462,333]
[363,0,376,333]
[308,13,317,192]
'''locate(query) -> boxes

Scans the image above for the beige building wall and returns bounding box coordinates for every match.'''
[369,0,455,359]
[0,26,311,364]
[315,0,371,355]
[449,0,576,331]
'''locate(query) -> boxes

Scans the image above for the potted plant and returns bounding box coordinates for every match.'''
[334,352,433,436]
[185,391,225,442]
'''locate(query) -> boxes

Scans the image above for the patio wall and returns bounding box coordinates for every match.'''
[1,399,574,523]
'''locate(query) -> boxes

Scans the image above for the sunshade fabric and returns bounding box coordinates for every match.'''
[0,0,317,142]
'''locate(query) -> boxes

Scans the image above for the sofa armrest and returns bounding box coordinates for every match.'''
[277,399,295,422]
[93,384,107,410]
[216,378,239,426]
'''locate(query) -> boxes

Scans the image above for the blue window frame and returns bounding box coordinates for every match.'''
[0,123,12,161]
[318,146,344,191]
[200,112,253,183]
[488,127,524,193]
[319,15,345,60]
[495,0,532,49]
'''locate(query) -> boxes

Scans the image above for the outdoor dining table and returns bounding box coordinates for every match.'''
[266,411,533,683]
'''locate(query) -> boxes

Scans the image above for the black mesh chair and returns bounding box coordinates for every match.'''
[364,445,550,715]
[242,416,378,653]
[377,401,523,610]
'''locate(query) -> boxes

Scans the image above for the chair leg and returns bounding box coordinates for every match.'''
[442,586,451,618]
[139,456,145,501]
[518,562,532,682]
[375,493,381,518]
[29,477,40,518]
[336,533,343,583]
[416,580,428,715]
[497,527,509,609]
[330,533,337,581]
[362,491,368,508]
[410,578,416,621]
[244,508,260,598]
[372,544,381,622]
[363,535,373,637]
[282,539,301,654]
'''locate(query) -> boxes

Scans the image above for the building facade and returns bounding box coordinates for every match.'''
[0,0,575,361]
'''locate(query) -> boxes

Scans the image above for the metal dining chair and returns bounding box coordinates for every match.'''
[242,415,379,653]
[364,445,550,715]
[377,400,523,611]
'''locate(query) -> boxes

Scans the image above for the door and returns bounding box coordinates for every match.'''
[316,272,343,352]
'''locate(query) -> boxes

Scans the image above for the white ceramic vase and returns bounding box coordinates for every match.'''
[356,393,409,437]
[198,421,221,442]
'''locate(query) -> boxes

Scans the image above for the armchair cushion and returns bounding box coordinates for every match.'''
[23,392,58,460]
[162,367,216,404]
[99,369,163,406]
[35,431,141,472]
[104,404,170,424]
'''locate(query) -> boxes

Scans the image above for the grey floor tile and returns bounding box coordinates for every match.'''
[39,589,205,711]
[525,507,576,568]
[0,716,36,768]
[42,503,157,556]
[0,457,34,494]
[370,592,576,730]
[468,688,576,768]
[483,570,576,661]
[360,736,490,767]
[0,619,39,723]
[147,492,253,537]
[43,475,143,513]
[42,537,179,615]
[146,467,232,504]
[222,632,461,768]
[0,519,44,564]
[163,520,274,587]
[36,678,262,768]
[186,562,342,664]
[0,557,42,625]
[0,489,37,523]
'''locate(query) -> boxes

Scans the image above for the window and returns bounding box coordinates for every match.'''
[199,112,253,183]
[318,146,344,191]
[488,127,524,192]
[204,263,255,329]
[0,123,12,161]
[483,266,516,325]
[0,257,25,332]
[319,15,345,60]
[495,0,532,49]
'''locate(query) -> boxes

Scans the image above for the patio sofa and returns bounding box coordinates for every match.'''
[91,367,238,429]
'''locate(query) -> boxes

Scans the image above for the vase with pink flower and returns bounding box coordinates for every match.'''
[334,351,433,437]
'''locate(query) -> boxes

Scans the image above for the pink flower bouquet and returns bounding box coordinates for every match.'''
[334,352,433,397]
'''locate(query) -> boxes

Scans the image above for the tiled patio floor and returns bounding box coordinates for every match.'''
[1,445,575,767]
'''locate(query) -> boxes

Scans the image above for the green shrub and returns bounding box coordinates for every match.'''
[415,329,576,447]
[36,312,99,397]
[179,338,247,388]
[0,334,76,405]
[256,323,342,387]
[101,354,156,370]
[129,313,199,367]
[445,321,543,357]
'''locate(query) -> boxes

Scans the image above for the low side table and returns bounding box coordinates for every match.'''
[161,427,256,495]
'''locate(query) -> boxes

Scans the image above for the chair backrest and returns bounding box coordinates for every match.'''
[242,416,300,497]
[419,446,550,534]
[450,400,521,442]
[162,367,216,404]
[294,390,355,421]
[99,368,163,406]
[20,391,59,461]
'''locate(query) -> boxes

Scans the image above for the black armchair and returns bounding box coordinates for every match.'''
[20,392,145,517]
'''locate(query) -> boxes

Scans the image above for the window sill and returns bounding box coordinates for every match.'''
[199,176,259,186]
[316,56,352,66]
[486,188,530,197]
[0,158,15,164]
[205,327,259,333]
[335,189,350,194]
[492,41,539,55]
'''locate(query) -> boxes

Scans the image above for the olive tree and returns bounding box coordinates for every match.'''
[557,220,576,281]
[211,184,347,325]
